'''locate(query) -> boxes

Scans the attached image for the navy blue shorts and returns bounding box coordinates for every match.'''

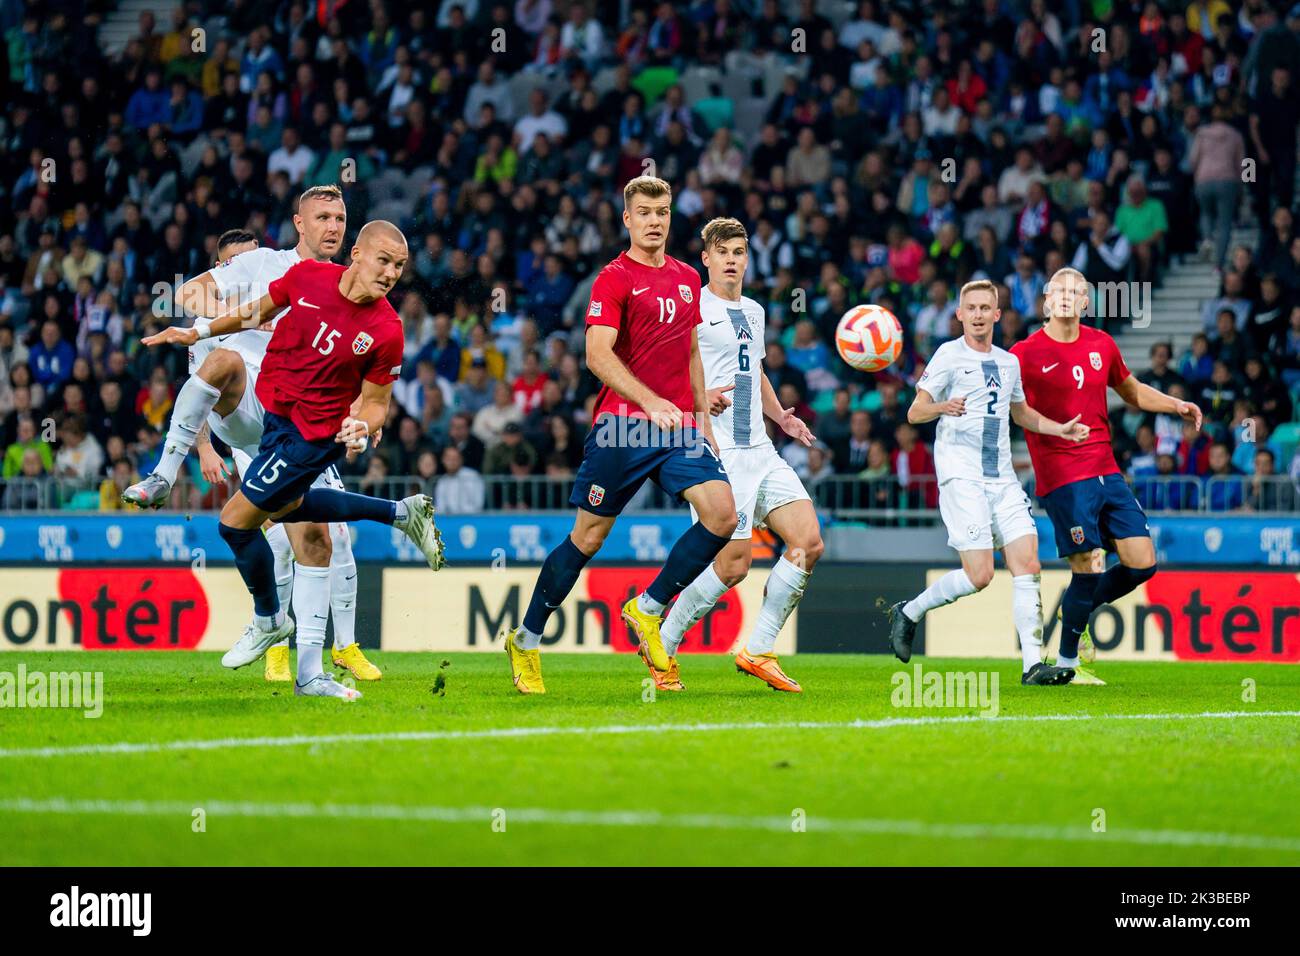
[241,412,344,513]
[570,415,730,516]
[1040,472,1150,557]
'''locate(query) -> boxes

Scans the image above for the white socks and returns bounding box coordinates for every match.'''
[637,592,666,617]
[330,523,358,650]
[1012,573,1044,672]
[292,563,330,684]
[747,555,809,655]
[154,375,222,483]
[516,627,542,650]
[662,564,729,656]
[903,568,978,622]
[265,522,295,649]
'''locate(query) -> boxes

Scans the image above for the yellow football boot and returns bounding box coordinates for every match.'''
[502,626,545,694]
[331,643,382,681]
[621,597,669,670]
[264,644,291,682]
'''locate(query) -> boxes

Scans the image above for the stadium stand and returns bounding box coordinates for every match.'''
[1,0,1298,518]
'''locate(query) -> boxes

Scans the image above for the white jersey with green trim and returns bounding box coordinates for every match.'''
[917,337,1024,484]
[698,285,768,452]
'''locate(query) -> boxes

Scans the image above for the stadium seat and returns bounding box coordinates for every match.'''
[631,66,679,106]
[694,96,735,132]
[64,490,101,511]
[1271,423,1300,465]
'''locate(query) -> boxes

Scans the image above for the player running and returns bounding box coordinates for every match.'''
[886,279,1089,685]
[657,218,821,693]
[142,220,446,700]
[500,176,738,694]
[125,189,379,683]
[1011,267,1202,684]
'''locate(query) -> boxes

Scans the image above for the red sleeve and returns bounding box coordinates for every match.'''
[689,272,703,327]
[1107,334,1131,388]
[267,262,297,308]
[586,266,625,330]
[364,322,404,386]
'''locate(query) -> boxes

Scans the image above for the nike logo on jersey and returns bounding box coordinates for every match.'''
[244,480,264,491]
[1041,363,1059,373]
[297,297,321,309]
[631,287,649,295]
[709,319,725,326]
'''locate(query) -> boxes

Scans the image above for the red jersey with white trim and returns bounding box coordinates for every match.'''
[260,259,403,442]
[1011,324,1132,496]
[586,251,702,420]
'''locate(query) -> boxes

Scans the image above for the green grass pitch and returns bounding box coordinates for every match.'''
[1,652,1298,866]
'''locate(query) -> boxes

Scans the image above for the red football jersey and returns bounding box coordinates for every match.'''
[260,260,404,442]
[586,251,702,420]
[1010,325,1132,496]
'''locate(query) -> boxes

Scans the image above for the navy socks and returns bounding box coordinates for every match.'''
[522,536,593,636]
[645,522,731,606]
[1092,562,1157,609]
[218,523,279,617]
[278,488,396,525]
[1060,572,1101,661]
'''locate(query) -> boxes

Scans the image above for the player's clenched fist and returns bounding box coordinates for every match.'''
[940,397,966,416]
[142,325,200,347]
[643,396,682,431]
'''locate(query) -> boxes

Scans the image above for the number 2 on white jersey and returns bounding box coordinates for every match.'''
[312,321,340,355]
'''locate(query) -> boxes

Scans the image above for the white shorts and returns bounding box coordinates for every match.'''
[691,443,811,540]
[208,362,264,457]
[939,478,1037,552]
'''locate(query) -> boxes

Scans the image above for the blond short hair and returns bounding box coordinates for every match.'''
[623,175,671,208]
[298,184,344,209]
[958,279,998,305]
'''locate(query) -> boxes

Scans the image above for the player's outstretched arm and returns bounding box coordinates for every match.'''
[760,367,814,446]
[1010,402,1090,442]
[908,388,966,424]
[141,291,279,347]
[585,325,681,430]
[1113,374,1203,430]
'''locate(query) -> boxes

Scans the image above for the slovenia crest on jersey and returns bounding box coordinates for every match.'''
[1089,351,1102,371]
[588,484,605,507]
[678,284,693,303]
[352,332,374,355]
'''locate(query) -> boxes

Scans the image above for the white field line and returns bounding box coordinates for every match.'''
[0,709,1297,761]
[1,796,1298,853]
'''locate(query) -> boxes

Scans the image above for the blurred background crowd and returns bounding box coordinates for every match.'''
[1,0,1298,516]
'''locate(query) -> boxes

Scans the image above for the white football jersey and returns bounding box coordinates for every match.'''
[698,286,768,451]
[188,246,301,374]
[918,337,1024,484]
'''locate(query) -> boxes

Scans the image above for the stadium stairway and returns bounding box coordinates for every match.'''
[98,0,161,57]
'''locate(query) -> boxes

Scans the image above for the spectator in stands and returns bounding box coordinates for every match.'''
[434,445,486,515]
[53,416,104,483]
[1179,333,1215,389]
[1114,175,1167,283]
[99,458,141,512]
[29,320,74,392]
[1206,441,1247,511]
[2,447,48,509]
[2,416,52,477]
[474,381,525,447]
[1189,104,1246,269]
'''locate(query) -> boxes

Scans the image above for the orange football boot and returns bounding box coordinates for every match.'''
[735,649,802,692]
[638,643,684,692]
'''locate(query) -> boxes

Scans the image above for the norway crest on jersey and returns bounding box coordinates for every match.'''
[1089,351,1102,371]
[352,332,374,355]
[678,284,693,303]
[588,484,605,507]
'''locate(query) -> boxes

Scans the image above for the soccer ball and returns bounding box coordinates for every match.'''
[834,304,903,372]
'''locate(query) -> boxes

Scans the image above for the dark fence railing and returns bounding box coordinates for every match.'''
[1,473,1296,517]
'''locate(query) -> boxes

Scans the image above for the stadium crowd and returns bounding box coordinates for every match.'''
[1,0,1298,515]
